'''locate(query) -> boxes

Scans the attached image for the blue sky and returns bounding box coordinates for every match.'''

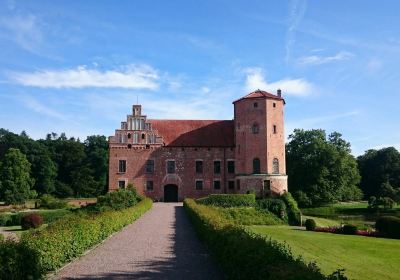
[1,0,400,155]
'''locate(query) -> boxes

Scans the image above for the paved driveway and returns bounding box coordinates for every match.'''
[53,203,222,279]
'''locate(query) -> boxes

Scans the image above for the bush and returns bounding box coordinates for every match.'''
[39,194,68,209]
[375,216,400,238]
[0,234,4,242]
[0,214,11,226]
[0,209,71,226]
[368,196,396,210]
[21,213,43,230]
[96,188,141,211]
[22,198,152,274]
[281,192,302,226]
[305,219,316,231]
[257,198,287,220]
[0,239,41,280]
[214,207,283,226]
[341,224,357,235]
[184,198,328,280]
[196,194,256,208]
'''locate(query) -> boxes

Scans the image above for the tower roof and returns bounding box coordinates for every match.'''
[233,89,285,104]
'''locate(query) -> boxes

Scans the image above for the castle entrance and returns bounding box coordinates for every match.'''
[164,184,178,202]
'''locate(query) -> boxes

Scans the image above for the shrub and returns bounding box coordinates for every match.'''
[1,209,71,227]
[184,198,328,280]
[96,188,140,211]
[375,216,400,238]
[0,239,41,280]
[256,198,287,220]
[21,213,43,230]
[0,234,4,242]
[39,194,68,209]
[341,224,357,235]
[214,207,283,226]
[22,198,152,274]
[196,194,256,208]
[368,196,396,210]
[305,219,316,231]
[0,214,11,226]
[281,192,302,226]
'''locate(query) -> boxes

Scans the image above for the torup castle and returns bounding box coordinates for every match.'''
[108,90,287,202]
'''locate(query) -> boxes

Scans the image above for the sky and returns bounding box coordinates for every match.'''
[0,0,400,156]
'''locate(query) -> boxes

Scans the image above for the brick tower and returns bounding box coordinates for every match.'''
[233,89,288,196]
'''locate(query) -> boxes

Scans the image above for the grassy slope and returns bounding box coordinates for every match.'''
[302,215,340,227]
[250,225,400,280]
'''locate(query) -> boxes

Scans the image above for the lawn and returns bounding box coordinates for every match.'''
[250,225,400,280]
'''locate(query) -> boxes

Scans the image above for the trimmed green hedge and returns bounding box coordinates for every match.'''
[281,192,302,226]
[257,198,287,220]
[197,194,256,208]
[213,207,283,226]
[0,198,152,279]
[0,209,71,226]
[375,216,400,238]
[184,199,329,280]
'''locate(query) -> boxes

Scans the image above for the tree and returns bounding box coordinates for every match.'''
[286,129,362,207]
[0,148,36,204]
[357,147,400,199]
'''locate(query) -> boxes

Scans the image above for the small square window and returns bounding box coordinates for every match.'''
[213,180,221,190]
[195,180,203,190]
[227,160,235,174]
[254,102,258,108]
[146,160,154,173]
[228,180,235,190]
[146,180,154,191]
[118,180,125,189]
[252,124,259,134]
[119,160,126,173]
[167,160,175,174]
[263,180,271,191]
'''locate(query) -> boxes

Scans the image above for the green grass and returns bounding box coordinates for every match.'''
[250,225,400,280]
[302,215,340,227]
[212,207,284,225]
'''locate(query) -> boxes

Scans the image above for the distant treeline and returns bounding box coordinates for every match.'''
[0,129,108,198]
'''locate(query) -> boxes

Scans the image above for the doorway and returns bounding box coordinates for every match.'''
[164,184,178,202]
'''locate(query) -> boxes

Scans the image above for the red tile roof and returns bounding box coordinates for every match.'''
[233,89,285,104]
[148,119,234,147]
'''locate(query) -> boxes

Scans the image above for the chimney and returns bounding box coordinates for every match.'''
[277,89,282,97]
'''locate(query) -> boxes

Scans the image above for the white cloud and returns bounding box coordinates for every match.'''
[285,0,307,62]
[9,64,160,89]
[244,67,312,96]
[18,95,67,120]
[298,51,353,65]
[1,14,42,52]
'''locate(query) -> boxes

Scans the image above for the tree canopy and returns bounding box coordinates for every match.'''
[286,129,362,207]
[0,148,36,204]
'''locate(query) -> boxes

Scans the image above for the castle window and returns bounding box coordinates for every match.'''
[228,180,235,190]
[167,160,175,174]
[253,158,260,174]
[146,160,154,173]
[214,161,221,174]
[142,133,145,140]
[195,180,203,190]
[273,125,277,134]
[254,102,258,108]
[273,158,279,174]
[146,180,154,191]
[213,180,221,190]
[118,160,126,173]
[252,123,259,134]
[273,103,276,108]
[195,160,203,173]
[263,180,271,191]
[127,133,131,139]
[227,160,235,174]
[118,180,125,189]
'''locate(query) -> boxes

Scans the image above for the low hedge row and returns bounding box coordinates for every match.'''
[257,198,287,220]
[0,198,152,279]
[196,194,256,207]
[375,216,400,238]
[0,209,71,226]
[184,199,337,280]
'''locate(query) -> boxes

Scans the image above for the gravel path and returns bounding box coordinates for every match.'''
[53,203,222,279]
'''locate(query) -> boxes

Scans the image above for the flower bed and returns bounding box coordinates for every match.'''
[314,226,377,237]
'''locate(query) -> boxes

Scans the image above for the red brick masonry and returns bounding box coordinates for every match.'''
[108,90,288,201]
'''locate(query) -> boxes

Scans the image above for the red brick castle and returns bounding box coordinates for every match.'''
[108,90,288,201]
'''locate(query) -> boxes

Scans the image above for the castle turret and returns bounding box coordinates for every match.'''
[233,89,287,195]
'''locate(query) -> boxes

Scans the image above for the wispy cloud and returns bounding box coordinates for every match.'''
[366,58,383,73]
[244,67,312,96]
[18,95,67,120]
[285,0,307,62]
[298,51,353,65]
[9,64,160,89]
[0,14,42,52]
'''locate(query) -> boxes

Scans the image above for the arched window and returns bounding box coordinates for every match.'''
[253,158,260,174]
[252,123,259,134]
[273,158,279,174]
